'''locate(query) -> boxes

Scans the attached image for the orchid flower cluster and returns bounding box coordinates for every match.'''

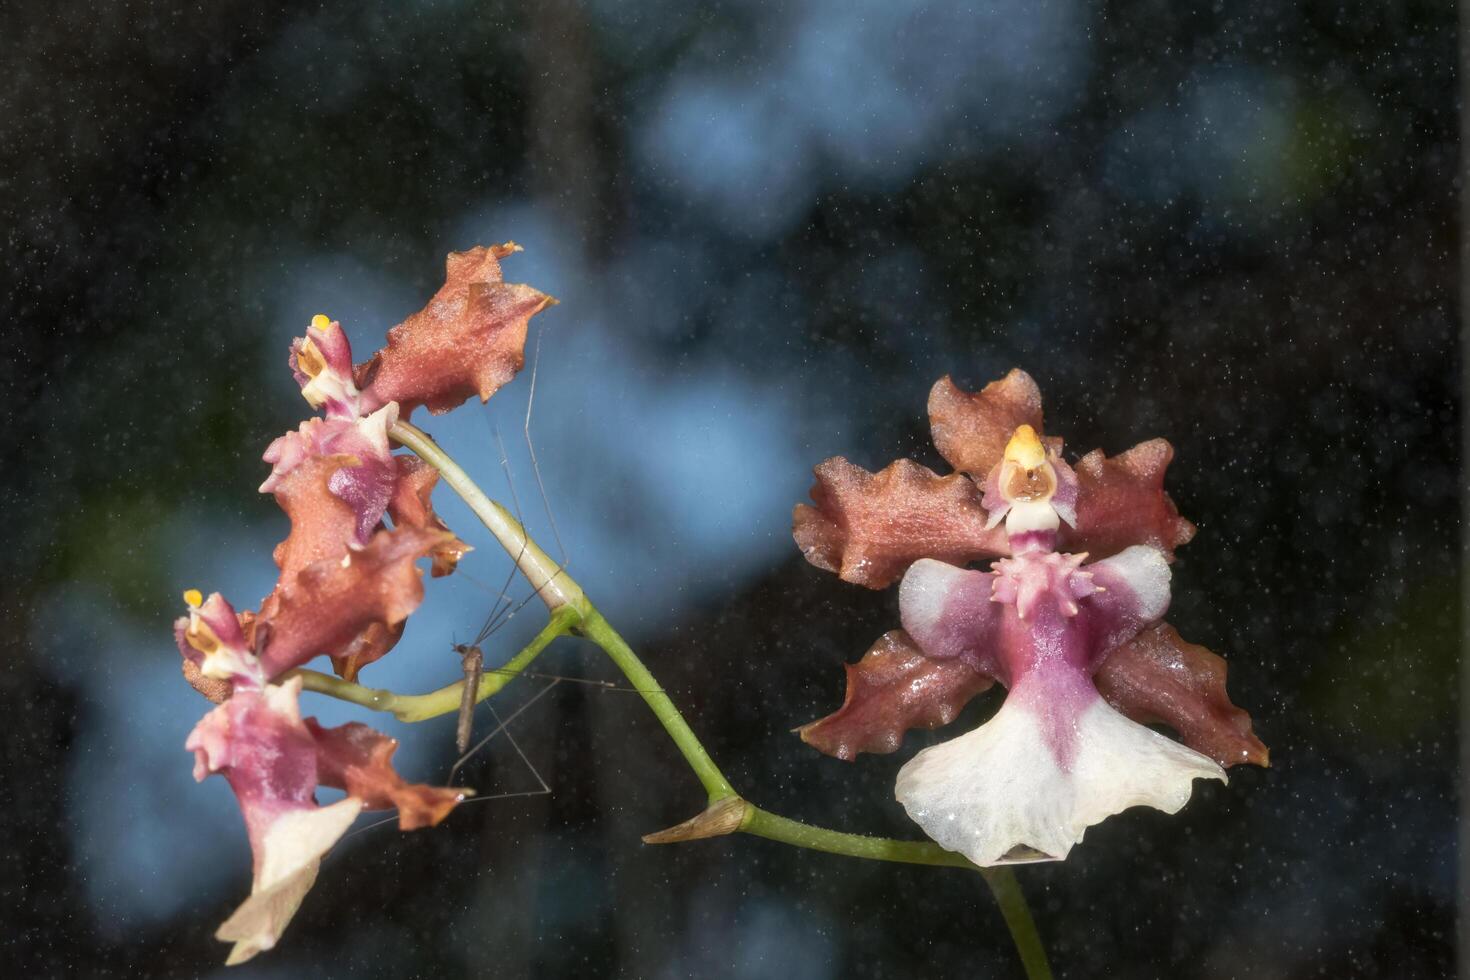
[170,242,1261,974]
[174,246,553,964]
[793,370,1268,866]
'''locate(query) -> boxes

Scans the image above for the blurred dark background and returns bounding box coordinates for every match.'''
[1,1,1459,977]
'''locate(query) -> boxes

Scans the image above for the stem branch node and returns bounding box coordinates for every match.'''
[642,796,751,844]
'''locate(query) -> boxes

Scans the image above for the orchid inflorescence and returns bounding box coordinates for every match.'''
[175,245,552,964]
[173,243,1262,975]
[793,369,1268,865]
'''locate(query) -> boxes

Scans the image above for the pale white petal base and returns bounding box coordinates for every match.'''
[895,696,1224,866]
[217,798,364,965]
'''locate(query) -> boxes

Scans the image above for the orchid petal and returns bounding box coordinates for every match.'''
[387,456,470,577]
[927,370,1050,478]
[895,690,1224,866]
[798,631,994,760]
[356,244,555,417]
[1058,439,1197,561]
[185,678,364,964]
[1097,622,1269,769]
[794,457,1008,589]
[255,525,452,680]
[306,719,468,829]
[898,559,1004,674]
[1074,545,1173,662]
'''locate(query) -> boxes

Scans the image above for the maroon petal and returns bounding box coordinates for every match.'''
[255,526,453,680]
[798,631,995,760]
[1095,622,1268,769]
[927,369,1048,477]
[306,719,467,830]
[793,457,1009,589]
[264,450,360,587]
[388,456,470,577]
[1058,439,1197,561]
[356,244,555,417]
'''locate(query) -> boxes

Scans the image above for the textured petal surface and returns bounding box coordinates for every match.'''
[356,244,554,416]
[387,456,470,577]
[793,457,1008,589]
[255,526,452,679]
[1058,439,1197,561]
[307,719,467,829]
[1096,622,1269,769]
[264,451,361,587]
[927,369,1046,477]
[798,630,994,760]
[895,692,1224,866]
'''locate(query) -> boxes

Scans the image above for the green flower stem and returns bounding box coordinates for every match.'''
[981,868,1053,980]
[288,607,578,723]
[739,805,971,866]
[741,807,1051,978]
[389,420,588,616]
[290,669,400,713]
[576,608,738,802]
[323,417,1053,979]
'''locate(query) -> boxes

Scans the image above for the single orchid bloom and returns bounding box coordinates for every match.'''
[176,591,466,963]
[262,308,473,680]
[794,369,1265,866]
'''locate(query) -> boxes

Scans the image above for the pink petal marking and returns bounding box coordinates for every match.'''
[185,678,363,964]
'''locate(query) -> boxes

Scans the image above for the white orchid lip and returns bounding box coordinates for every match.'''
[896,687,1224,866]
[895,538,1221,866]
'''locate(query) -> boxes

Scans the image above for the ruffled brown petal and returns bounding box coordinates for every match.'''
[356,244,556,417]
[266,452,361,587]
[388,456,470,577]
[255,526,453,680]
[927,369,1047,478]
[1058,439,1197,561]
[793,457,1009,589]
[799,630,995,760]
[305,718,467,830]
[1095,622,1268,769]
